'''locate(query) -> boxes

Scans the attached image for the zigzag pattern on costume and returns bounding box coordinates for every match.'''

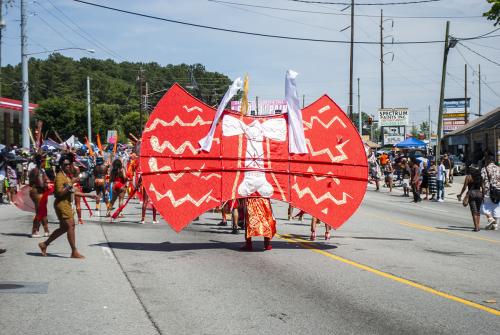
[292,183,352,205]
[148,158,221,181]
[303,116,347,130]
[149,184,218,207]
[144,115,211,132]
[305,139,350,163]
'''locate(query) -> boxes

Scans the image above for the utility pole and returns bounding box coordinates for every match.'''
[138,67,144,136]
[428,105,431,155]
[255,96,259,115]
[144,81,149,116]
[302,94,305,109]
[380,9,384,109]
[86,76,91,142]
[464,64,468,124]
[348,0,354,120]
[357,77,361,135]
[21,0,30,149]
[478,64,481,117]
[436,21,453,164]
[0,0,4,98]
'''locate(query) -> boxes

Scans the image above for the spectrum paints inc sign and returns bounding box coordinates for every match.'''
[378,108,409,127]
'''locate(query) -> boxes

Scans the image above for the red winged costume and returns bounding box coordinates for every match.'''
[140,75,368,232]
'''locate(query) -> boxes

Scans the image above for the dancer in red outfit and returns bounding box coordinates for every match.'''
[241,197,276,251]
[107,159,127,217]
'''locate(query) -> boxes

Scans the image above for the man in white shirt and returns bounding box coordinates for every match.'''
[436,158,445,202]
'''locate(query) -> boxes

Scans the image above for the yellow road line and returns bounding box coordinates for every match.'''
[368,213,500,244]
[278,234,500,317]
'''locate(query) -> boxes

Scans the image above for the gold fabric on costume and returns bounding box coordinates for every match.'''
[245,198,276,238]
[54,172,73,220]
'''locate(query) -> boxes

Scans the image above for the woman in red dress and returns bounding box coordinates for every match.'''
[107,159,127,217]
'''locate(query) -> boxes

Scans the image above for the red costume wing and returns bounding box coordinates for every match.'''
[289,95,368,229]
[140,84,222,232]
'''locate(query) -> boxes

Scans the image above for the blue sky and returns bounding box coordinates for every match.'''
[2,0,499,126]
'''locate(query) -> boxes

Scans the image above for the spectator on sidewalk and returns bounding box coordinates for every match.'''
[383,162,394,192]
[428,161,437,201]
[436,158,446,202]
[401,160,411,197]
[443,154,452,186]
[411,158,422,203]
[481,155,499,230]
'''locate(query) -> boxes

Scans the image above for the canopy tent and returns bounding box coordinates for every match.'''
[394,137,426,149]
[41,139,62,151]
[61,135,83,149]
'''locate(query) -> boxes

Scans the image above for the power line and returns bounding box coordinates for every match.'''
[284,0,442,5]
[45,0,124,61]
[208,0,481,19]
[462,40,500,52]
[458,42,500,67]
[72,0,500,45]
[35,0,123,60]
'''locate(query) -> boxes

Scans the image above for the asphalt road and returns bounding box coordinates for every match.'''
[1,179,499,335]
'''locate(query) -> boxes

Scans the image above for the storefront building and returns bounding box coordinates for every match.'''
[0,97,38,147]
[443,107,499,164]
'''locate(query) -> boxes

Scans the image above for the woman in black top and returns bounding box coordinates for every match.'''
[458,164,483,231]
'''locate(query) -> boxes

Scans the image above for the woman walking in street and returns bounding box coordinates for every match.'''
[383,162,394,192]
[39,154,97,259]
[28,154,50,238]
[457,164,483,231]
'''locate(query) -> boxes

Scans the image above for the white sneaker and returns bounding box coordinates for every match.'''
[31,233,41,238]
[438,199,444,202]
[152,220,159,224]
[493,224,498,231]
[43,232,49,237]
[139,220,145,224]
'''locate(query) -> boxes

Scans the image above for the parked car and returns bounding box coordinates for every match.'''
[449,155,466,175]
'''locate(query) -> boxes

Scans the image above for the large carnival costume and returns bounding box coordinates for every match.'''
[138,70,368,241]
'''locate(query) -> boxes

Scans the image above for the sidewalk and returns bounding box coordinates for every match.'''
[369,175,466,202]
[0,200,157,335]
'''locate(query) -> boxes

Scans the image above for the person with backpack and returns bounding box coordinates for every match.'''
[481,156,500,230]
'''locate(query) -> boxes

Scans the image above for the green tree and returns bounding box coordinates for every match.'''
[419,121,430,136]
[484,0,500,25]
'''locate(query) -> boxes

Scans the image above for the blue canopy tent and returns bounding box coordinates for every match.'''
[394,137,427,149]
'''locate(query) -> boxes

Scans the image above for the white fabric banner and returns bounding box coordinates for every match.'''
[199,77,243,152]
[285,70,308,154]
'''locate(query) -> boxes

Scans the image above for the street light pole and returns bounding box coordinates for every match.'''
[87,76,91,142]
[21,0,30,148]
[348,0,354,120]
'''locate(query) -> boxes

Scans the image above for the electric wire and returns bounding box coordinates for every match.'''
[45,0,125,61]
[458,42,500,67]
[35,1,122,60]
[208,0,481,19]
[284,0,442,5]
[72,0,500,45]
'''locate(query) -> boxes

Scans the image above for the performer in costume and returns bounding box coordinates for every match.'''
[39,154,97,259]
[94,156,109,211]
[28,154,50,238]
[107,159,127,218]
[310,216,331,241]
[241,197,276,251]
[139,174,158,224]
[71,164,84,225]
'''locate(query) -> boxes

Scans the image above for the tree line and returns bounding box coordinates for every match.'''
[1,54,232,142]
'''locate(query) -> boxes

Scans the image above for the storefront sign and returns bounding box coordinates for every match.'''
[378,108,409,127]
